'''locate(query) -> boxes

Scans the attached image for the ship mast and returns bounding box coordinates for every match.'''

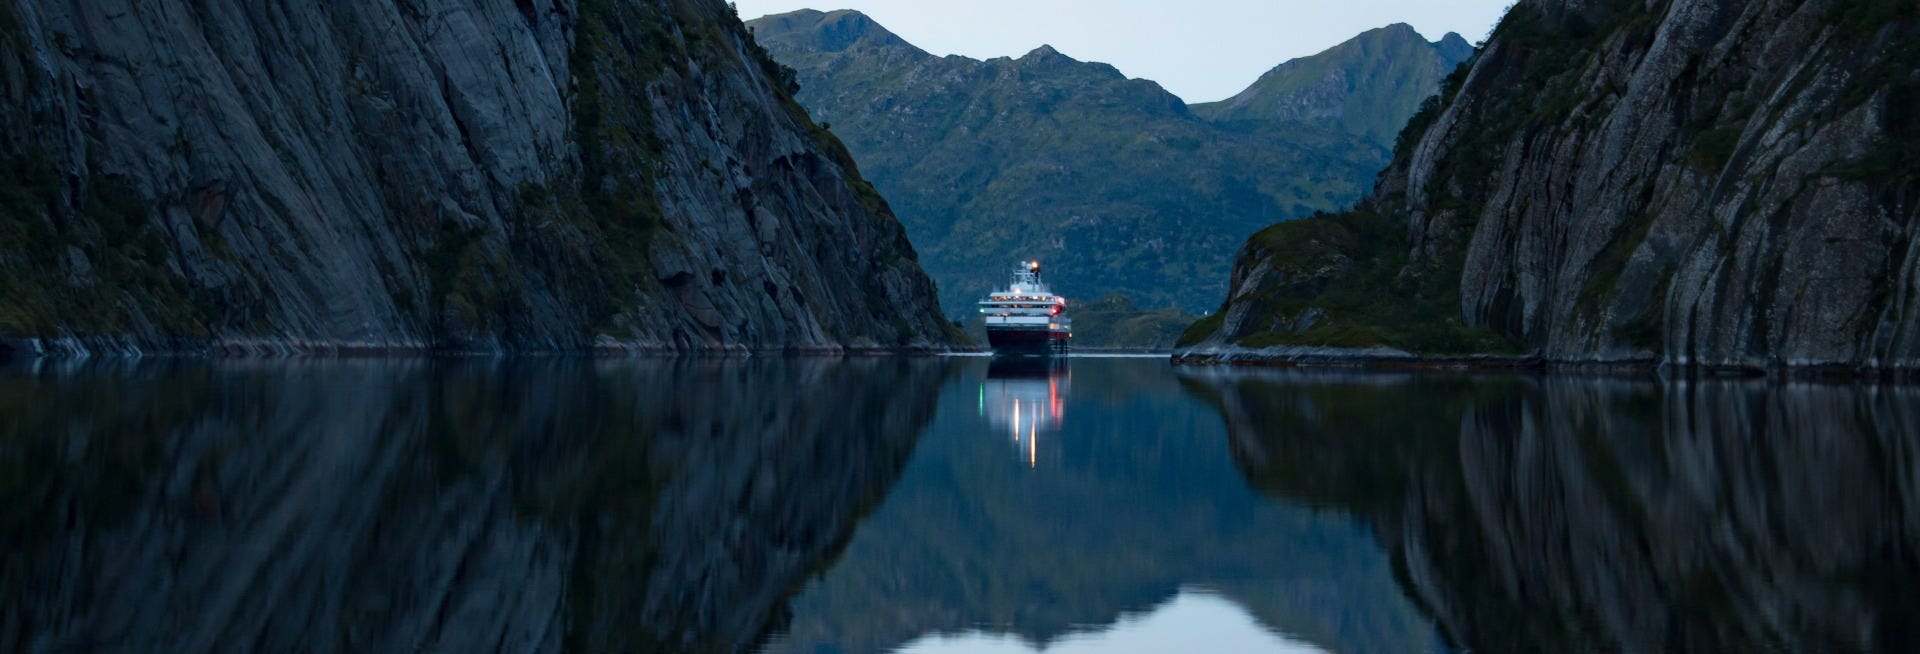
[1013,260,1046,294]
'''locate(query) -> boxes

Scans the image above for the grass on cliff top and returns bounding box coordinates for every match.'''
[1179,210,1517,355]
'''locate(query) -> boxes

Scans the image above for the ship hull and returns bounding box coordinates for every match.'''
[987,327,1070,357]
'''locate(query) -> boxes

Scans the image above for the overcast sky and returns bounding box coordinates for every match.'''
[732,0,1513,103]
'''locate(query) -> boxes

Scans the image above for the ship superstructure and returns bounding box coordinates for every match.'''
[978,261,1070,357]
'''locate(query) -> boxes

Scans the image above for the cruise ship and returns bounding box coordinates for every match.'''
[978,261,1071,357]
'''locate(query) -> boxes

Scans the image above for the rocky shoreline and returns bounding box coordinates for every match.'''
[1173,344,1625,373]
[0,336,956,362]
[1172,344,1920,382]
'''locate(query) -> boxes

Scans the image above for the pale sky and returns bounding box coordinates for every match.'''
[733,0,1512,103]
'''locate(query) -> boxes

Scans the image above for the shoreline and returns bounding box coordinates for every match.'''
[0,336,962,362]
[14,335,1915,382]
[1171,344,1920,382]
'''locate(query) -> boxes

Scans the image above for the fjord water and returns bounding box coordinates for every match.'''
[4,358,1916,652]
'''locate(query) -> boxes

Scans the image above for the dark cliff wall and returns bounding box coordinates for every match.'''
[0,0,952,356]
[1184,0,1920,370]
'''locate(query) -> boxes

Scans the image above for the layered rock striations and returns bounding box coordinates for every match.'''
[746,10,1467,314]
[0,0,953,356]
[1180,0,1920,371]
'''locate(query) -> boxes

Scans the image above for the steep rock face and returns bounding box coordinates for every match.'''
[0,0,952,355]
[746,10,1419,314]
[0,358,951,651]
[1193,24,1473,150]
[1186,371,1920,652]
[1184,0,1920,370]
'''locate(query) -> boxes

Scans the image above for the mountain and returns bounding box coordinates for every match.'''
[746,10,1468,315]
[1193,24,1474,150]
[0,0,953,357]
[1180,0,1920,371]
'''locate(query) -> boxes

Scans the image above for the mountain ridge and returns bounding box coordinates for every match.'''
[1194,23,1476,148]
[748,9,1468,318]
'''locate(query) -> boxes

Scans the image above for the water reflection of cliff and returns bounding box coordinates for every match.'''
[1183,370,1920,653]
[0,358,953,652]
[980,358,1069,466]
[767,359,1438,654]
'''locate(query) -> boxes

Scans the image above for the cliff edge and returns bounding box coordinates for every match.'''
[1180,0,1920,372]
[0,0,954,356]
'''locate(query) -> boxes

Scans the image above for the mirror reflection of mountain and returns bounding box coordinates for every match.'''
[893,589,1331,654]
[764,358,1441,654]
[1183,370,1920,653]
[0,358,953,652]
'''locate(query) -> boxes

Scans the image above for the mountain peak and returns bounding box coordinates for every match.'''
[746,8,908,54]
[1022,44,1071,61]
[1435,32,1475,62]
[1192,23,1478,147]
[1349,22,1430,47]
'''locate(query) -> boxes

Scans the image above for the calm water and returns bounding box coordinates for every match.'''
[2,357,1915,652]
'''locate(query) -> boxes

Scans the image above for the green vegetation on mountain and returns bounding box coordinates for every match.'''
[1194,24,1473,150]
[746,10,1471,322]
[1174,209,1514,354]
[1185,0,1920,369]
[1067,294,1199,349]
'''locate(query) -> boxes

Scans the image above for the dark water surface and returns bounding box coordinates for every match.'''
[3,357,1916,652]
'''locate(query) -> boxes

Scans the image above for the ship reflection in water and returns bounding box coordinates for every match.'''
[10,358,1918,653]
[765,358,1420,653]
[980,358,1069,467]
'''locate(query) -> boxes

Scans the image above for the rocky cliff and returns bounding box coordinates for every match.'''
[1181,0,1920,371]
[746,10,1461,315]
[0,0,953,357]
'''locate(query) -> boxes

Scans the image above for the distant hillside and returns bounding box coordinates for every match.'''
[747,10,1468,315]
[1194,24,1474,150]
